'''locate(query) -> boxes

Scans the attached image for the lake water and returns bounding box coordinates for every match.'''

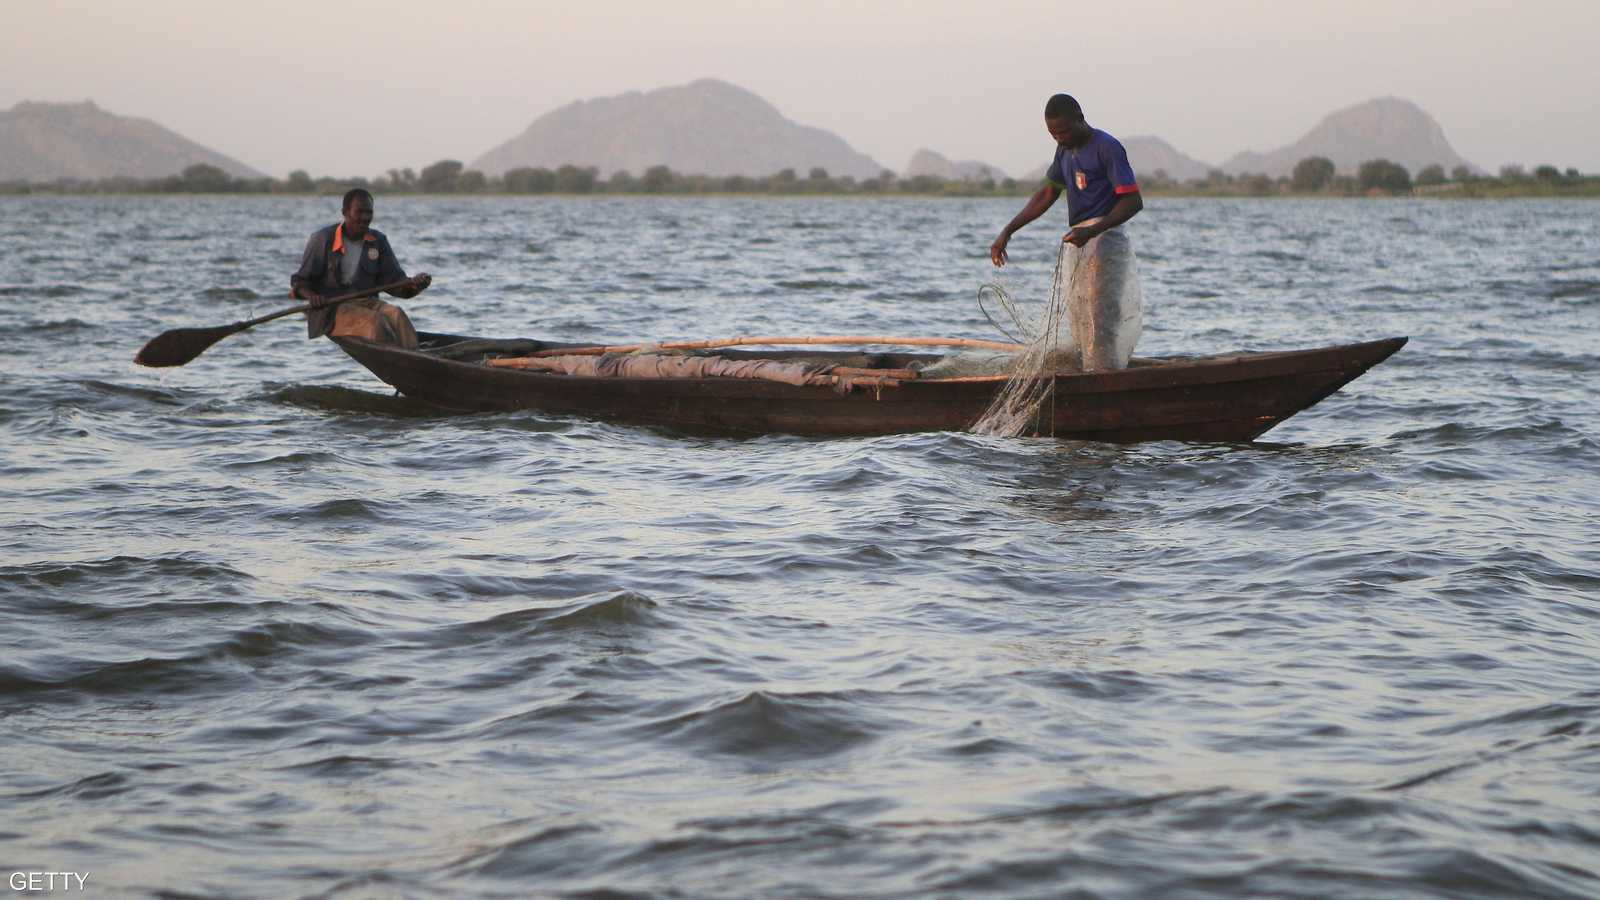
[2,195,1598,898]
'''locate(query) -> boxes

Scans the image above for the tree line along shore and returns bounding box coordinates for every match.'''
[3,156,1595,199]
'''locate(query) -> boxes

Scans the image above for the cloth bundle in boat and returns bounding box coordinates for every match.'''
[329,297,419,350]
[516,353,823,386]
[1062,225,1143,372]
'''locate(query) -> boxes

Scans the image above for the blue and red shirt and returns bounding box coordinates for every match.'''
[1044,129,1139,225]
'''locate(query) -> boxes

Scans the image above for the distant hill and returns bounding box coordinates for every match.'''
[1221,97,1476,177]
[903,149,1009,181]
[1122,135,1214,182]
[0,100,264,182]
[472,79,886,179]
[1016,133,1214,184]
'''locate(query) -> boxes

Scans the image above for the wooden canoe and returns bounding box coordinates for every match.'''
[331,333,1407,442]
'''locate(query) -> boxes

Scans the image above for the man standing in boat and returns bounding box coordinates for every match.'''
[989,94,1144,371]
[290,189,431,349]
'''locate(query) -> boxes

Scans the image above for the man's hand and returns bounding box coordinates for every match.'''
[302,290,329,308]
[989,233,1011,267]
[409,273,432,293]
[1063,225,1099,248]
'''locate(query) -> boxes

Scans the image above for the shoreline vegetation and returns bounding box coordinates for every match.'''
[2,157,1595,199]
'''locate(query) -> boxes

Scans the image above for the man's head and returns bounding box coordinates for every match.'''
[1044,93,1091,148]
[342,188,374,238]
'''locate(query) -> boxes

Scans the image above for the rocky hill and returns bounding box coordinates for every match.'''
[0,101,264,182]
[1122,135,1213,182]
[471,79,886,179]
[1220,97,1476,177]
[903,149,1009,181]
[1016,134,1215,184]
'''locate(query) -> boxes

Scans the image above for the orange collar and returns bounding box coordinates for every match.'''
[332,225,377,254]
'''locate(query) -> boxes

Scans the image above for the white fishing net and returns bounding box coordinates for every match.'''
[970,227,1143,436]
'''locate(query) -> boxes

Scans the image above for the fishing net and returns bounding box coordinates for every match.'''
[916,350,1017,379]
[970,228,1143,436]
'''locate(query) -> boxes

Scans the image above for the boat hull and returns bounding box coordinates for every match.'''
[332,335,1408,442]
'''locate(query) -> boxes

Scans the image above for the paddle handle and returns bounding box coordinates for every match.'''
[239,280,416,329]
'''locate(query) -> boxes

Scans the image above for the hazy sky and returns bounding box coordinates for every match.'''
[5,0,1597,178]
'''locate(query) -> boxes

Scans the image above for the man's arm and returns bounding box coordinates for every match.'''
[376,235,431,299]
[289,232,327,305]
[1063,190,1142,247]
[384,274,431,299]
[990,182,1062,266]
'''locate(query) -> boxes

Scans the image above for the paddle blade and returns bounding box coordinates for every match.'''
[134,322,245,367]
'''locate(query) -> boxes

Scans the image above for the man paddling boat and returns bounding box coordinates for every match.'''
[989,94,1144,371]
[291,189,431,348]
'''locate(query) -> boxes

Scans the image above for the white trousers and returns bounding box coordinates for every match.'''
[1060,221,1144,371]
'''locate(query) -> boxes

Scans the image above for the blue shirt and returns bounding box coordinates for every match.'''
[1044,129,1139,225]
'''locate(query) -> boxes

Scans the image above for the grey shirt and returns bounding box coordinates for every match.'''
[338,233,364,284]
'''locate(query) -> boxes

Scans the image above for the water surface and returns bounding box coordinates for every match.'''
[1,196,1597,897]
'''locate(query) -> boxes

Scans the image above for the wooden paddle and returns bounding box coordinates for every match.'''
[134,280,413,367]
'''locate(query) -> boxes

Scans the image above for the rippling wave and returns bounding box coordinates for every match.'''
[0,195,1596,897]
